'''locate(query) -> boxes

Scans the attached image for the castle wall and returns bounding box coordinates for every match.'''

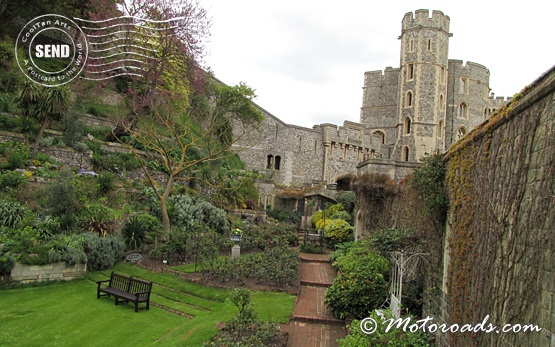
[360,67,400,157]
[354,65,555,347]
[445,60,493,145]
[234,106,325,186]
[433,65,555,347]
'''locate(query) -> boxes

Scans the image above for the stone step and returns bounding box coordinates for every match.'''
[300,280,332,287]
[290,314,344,326]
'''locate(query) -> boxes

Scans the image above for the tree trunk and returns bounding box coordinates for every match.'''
[160,196,171,241]
[32,117,47,155]
[160,175,175,240]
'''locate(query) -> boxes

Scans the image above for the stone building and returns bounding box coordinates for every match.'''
[234,9,509,205]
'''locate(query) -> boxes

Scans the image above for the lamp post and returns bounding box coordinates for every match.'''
[230,229,242,259]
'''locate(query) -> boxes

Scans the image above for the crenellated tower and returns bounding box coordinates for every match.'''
[393,9,451,161]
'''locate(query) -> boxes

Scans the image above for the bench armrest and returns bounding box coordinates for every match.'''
[96,279,110,285]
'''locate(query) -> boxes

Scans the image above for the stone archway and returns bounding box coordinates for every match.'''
[335,174,354,191]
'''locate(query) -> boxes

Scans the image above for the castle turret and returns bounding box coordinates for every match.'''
[394,9,451,161]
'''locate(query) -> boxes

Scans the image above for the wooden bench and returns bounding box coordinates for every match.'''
[96,272,152,312]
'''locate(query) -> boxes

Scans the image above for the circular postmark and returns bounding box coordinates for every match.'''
[15,14,88,87]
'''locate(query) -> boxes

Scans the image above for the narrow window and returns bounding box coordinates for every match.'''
[274,155,281,170]
[484,108,488,120]
[440,67,445,83]
[410,39,414,52]
[439,94,444,110]
[459,103,468,118]
[438,120,444,138]
[406,91,413,107]
[460,78,468,94]
[427,39,431,50]
[403,146,410,162]
[457,127,467,139]
[404,117,411,135]
[408,63,414,80]
[266,155,273,169]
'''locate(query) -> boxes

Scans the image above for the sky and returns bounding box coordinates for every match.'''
[197,0,554,128]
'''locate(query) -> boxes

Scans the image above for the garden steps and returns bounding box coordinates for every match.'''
[282,252,346,347]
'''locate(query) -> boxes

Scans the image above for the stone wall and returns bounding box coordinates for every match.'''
[433,65,555,347]
[10,262,87,284]
[353,65,555,346]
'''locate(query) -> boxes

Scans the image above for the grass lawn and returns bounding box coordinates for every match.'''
[0,262,296,346]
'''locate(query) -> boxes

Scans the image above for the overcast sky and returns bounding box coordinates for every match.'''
[198,0,554,128]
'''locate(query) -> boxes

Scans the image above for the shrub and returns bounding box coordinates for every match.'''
[61,111,84,147]
[339,310,432,347]
[337,191,355,214]
[0,170,26,190]
[80,203,117,236]
[325,241,390,319]
[82,232,125,270]
[266,208,301,224]
[204,287,284,347]
[46,171,78,218]
[96,171,116,195]
[368,228,413,253]
[0,200,28,228]
[0,255,15,275]
[121,214,162,249]
[0,141,29,169]
[324,219,354,244]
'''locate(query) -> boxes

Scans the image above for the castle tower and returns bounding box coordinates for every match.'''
[393,10,451,161]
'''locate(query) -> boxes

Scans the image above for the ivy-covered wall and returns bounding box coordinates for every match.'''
[441,66,555,346]
[353,65,555,347]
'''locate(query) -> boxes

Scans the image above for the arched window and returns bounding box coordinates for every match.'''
[439,94,444,110]
[404,117,411,135]
[438,120,444,138]
[406,91,413,107]
[459,103,468,118]
[266,155,273,169]
[484,108,488,120]
[373,131,385,144]
[274,156,281,170]
[403,146,410,162]
[457,127,467,139]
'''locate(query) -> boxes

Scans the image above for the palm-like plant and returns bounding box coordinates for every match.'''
[15,82,72,154]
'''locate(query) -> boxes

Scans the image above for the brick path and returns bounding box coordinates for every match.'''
[281,253,346,347]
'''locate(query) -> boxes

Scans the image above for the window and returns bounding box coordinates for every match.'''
[457,127,467,139]
[409,39,414,52]
[406,91,413,107]
[438,120,444,138]
[439,94,444,110]
[403,146,410,162]
[427,39,431,50]
[373,131,385,144]
[404,117,411,135]
[266,155,273,169]
[274,156,281,170]
[440,67,446,83]
[484,108,488,120]
[408,63,414,80]
[459,103,468,118]
[460,78,468,94]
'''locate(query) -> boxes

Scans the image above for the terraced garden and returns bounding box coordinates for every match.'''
[0,262,296,346]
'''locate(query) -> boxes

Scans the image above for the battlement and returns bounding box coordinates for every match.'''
[448,59,491,83]
[364,67,400,86]
[402,9,450,33]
